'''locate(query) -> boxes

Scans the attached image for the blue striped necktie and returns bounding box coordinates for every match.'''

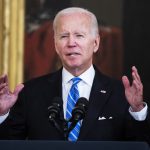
[66,77,81,141]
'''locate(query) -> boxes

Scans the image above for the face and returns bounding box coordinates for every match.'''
[54,13,100,76]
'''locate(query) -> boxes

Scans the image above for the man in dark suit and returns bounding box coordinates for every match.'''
[0,7,150,143]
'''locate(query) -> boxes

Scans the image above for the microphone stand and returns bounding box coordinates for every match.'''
[62,119,68,140]
[49,114,69,140]
[48,114,64,135]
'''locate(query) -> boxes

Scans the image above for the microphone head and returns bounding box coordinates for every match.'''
[48,97,63,120]
[71,97,89,121]
[51,97,63,108]
[76,97,89,109]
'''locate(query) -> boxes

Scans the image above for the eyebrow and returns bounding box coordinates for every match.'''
[57,31,87,36]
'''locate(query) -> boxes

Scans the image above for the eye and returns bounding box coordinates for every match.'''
[76,34,84,38]
[60,35,68,39]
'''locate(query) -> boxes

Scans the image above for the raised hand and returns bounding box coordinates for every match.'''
[0,74,24,115]
[122,66,144,112]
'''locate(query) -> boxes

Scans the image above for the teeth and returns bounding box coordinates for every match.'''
[68,53,79,55]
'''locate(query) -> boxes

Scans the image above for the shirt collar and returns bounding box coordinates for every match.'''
[62,65,95,86]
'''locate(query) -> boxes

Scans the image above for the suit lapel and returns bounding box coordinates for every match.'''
[46,69,62,100]
[79,69,113,139]
[42,68,64,119]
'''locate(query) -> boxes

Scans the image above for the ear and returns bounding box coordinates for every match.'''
[93,35,100,53]
[54,36,59,54]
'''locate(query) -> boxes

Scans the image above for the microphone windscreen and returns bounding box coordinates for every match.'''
[52,97,63,107]
[48,97,63,119]
[76,97,89,110]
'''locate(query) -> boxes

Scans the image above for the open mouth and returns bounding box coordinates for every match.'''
[66,52,80,56]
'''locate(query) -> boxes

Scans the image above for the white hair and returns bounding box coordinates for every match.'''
[53,7,99,37]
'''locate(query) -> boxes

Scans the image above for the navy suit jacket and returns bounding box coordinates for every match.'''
[0,67,150,143]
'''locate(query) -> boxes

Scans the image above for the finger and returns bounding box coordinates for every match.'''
[0,83,8,91]
[13,84,24,96]
[132,71,143,88]
[132,72,141,84]
[0,86,6,94]
[122,76,130,89]
[133,79,143,92]
[0,87,10,96]
[0,90,5,95]
[132,66,141,82]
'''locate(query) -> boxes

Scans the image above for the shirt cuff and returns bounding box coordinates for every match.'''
[0,112,9,124]
[129,102,147,121]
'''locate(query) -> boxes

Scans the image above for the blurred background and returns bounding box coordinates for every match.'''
[0,0,150,102]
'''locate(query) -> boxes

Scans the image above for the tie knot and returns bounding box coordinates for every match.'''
[72,77,81,85]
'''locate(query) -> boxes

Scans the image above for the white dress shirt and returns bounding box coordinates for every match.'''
[62,65,95,118]
[0,112,9,124]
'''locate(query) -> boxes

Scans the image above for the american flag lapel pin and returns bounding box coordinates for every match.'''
[100,90,106,93]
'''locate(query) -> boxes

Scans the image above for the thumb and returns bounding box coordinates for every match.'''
[13,84,24,96]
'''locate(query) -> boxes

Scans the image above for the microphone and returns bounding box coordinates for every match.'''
[48,97,63,134]
[48,97,62,120]
[68,97,89,133]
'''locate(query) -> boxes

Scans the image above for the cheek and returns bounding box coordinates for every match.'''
[55,42,63,54]
[84,43,95,55]
[56,40,67,49]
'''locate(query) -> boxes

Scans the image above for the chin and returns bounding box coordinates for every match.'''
[66,64,81,70]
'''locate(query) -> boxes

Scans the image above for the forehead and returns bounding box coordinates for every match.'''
[55,13,92,32]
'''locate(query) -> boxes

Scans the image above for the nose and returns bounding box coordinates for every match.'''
[67,35,76,47]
